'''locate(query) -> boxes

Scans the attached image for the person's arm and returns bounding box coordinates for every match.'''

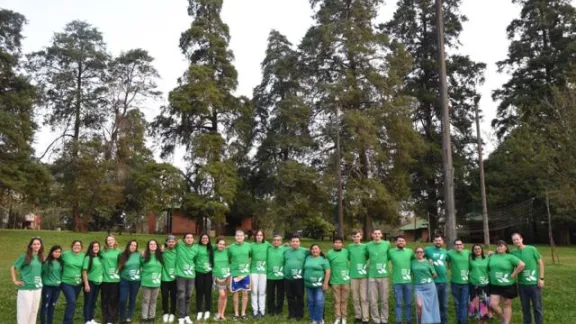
[82,269,90,292]
[10,266,23,287]
[323,269,331,292]
[538,258,545,288]
[511,261,525,279]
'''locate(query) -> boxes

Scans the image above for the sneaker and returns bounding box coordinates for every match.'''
[341,319,347,324]
[204,312,210,320]
[92,321,101,324]
[168,315,175,323]
[163,314,170,323]
[334,319,341,324]
[241,315,248,321]
[86,321,92,324]
[178,319,185,324]
[233,315,239,321]
[197,313,203,321]
[184,316,193,324]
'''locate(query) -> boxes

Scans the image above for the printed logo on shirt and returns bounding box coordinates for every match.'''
[182,264,194,277]
[204,262,212,272]
[256,261,266,272]
[74,274,82,285]
[460,270,469,281]
[376,263,387,274]
[401,269,411,281]
[479,276,489,285]
[34,276,43,289]
[129,269,140,281]
[221,267,231,278]
[341,270,350,281]
[311,277,323,287]
[273,266,284,278]
[239,264,250,274]
[433,253,445,267]
[523,270,537,282]
[356,264,367,275]
[108,269,120,280]
[495,272,511,284]
[152,273,161,285]
[420,277,432,284]
[291,269,303,279]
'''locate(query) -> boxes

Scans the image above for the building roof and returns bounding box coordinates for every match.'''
[398,218,428,231]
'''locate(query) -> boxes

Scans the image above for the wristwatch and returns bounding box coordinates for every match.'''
[539,277,544,280]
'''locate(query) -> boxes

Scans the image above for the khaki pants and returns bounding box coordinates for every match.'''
[332,284,350,319]
[368,277,389,324]
[17,289,42,324]
[351,278,369,321]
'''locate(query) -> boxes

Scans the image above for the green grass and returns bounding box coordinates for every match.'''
[1,229,574,323]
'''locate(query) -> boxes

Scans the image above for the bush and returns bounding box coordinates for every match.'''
[303,214,335,240]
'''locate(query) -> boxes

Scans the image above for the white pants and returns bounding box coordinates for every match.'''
[250,274,267,315]
[17,289,42,324]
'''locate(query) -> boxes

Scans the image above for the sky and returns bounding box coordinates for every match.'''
[3,0,532,167]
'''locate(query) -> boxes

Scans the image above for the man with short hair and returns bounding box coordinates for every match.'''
[328,236,350,324]
[424,234,448,324]
[266,235,286,316]
[388,235,414,324]
[511,233,544,324]
[284,235,308,320]
[348,230,369,324]
[447,239,471,324]
[366,229,391,324]
[228,230,251,320]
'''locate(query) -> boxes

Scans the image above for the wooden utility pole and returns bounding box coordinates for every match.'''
[436,0,457,248]
[336,99,344,237]
[545,192,559,263]
[474,97,490,248]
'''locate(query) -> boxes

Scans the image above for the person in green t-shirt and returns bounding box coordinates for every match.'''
[348,230,369,324]
[327,236,350,324]
[488,240,525,324]
[250,230,271,318]
[82,241,103,324]
[303,244,331,324]
[511,232,544,324]
[446,239,471,324]
[424,234,448,324]
[10,237,44,324]
[366,229,391,324]
[388,235,414,324]
[40,244,62,324]
[175,233,197,324]
[266,234,286,316]
[195,234,215,321]
[141,239,164,322]
[100,234,121,324]
[284,235,308,320]
[161,235,177,323]
[118,240,141,323]
[228,230,251,320]
[412,246,440,324]
[469,244,490,324]
[214,237,231,321]
[61,240,85,324]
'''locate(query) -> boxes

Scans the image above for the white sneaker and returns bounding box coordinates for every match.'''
[178,319,185,324]
[184,316,193,324]
[168,314,175,323]
[86,321,92,324]
[341,319,347,324]
[163,314,170,323]
[203,312,210,320]
[197,313,203,321]
[92,320,101,324]
[334,319,341,324]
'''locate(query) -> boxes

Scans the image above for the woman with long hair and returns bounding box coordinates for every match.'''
[82,241,103,324]
[195,233,214,321]
[469,244,491,324]
[213,237,231,321]
[100,235,121,324]
[61,240,85,324]
[118,240,141,323]
[40,245,62,324]
[488,240,525,324]
[161,235,177,323]
[141,239,164,322]
[10,237,44,324]
[250,230,270,318]
[303,244,331,324]
[411,246,441,324]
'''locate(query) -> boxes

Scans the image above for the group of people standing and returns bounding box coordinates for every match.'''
[10,229,544,324]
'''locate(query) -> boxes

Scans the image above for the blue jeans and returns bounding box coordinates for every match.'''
[519,285,543,324]
[119,279,140,321]
[451,282,469,324]
[306,287,325,322]
[61,283,82,324]
[392,284,413,324]
[435,283,448,324]
[83,281,101,322]
[40,285,60,324]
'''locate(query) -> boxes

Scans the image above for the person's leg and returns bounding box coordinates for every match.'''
[91,283,100,321]
[403,284,413,323]
[127,281,140,320]
[285,279,295,318]
[196,273,205,314]
[503,298,513,324]
[460,284,469,324]
[40,286,52,324]
[276,279,285,315]
[351,279,360,321]
[142,287,152,320]
[251,274,259,316]
[315,289,326,323]
[100,283,110,324]
[295,279,305,319]
[205,272,213,315]
[532,286,543,324]
[267,279,275,315]
[393,284,404,324]
[415,290,423,324]
[30,289,42,324]
[118,280,129,322]
[368,279,380,323]
[258,274,267,315]
[242,289,249,316]
[161,281,170,316]
[83,282,93,322]
[519,285,532,324]
[341,284,350,321]
[380,278,389,324]
[185,278,194,317]
[110,282,120,323]
[359,279,369,323]
[489,294,503,320]
[61,283,77,324]
[149,287,160,320]
[435,283,448,324]
[169,280,177,316]
[306,287,316,322]
[333,284,342,321]
[451,282,461,323]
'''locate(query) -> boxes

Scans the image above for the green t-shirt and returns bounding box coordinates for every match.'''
[424,246,448,283]
[61,251,86,285]
[267,246,286,280]
[120,252,142,281]
[250,242,271,274]
[388,248,414,284]
[411,259,436,284]
[487,253,521,286]
[447,249,471,284]
[214,249,231,280]
[511,245,542,286]
[161,247,177,282]
[228,242,251,277]
[42,260,62,287]
[101,248,121,283]
[327,249,350,285]
[141,254,163,288]
[303,255,330,288]
[13,254,43,290]
[469,257,489,287]
[284,247,308,280]
[82,256,103,284]
[195,245,212,274]
[175,242,198,279]
[367,240,391,278]
[348,243,368,279]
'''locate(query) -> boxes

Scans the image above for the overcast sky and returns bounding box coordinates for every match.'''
[3,0,547,167]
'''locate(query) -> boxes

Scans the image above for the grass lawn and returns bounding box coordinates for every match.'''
[0,229,574,323]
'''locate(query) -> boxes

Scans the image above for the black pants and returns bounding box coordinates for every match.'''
[100,282,119,323]
[285,279,304,319]
[267,279,285,316]
[195,272,213,312]
[161,280,177,315]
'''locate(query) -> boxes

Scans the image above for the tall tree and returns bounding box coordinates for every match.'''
[384,0,485,232]
[299,0,423,236]
[151,0,248,228]
[27,21,109,231]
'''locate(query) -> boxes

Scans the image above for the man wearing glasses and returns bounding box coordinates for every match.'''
[446,239,471,324]
[266,235,286,316]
